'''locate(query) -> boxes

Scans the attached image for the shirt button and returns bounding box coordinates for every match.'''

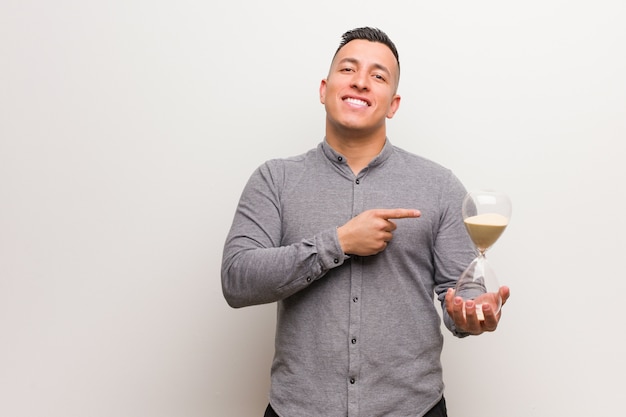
[355,179,360,184]
[333,258,339,264]
[351,338,357,344]
[306,277,312,282]
[353,297,358,302]
[350,378,356,384]
[338,156,343,162]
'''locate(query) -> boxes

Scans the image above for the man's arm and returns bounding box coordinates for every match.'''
[221,163,346,308]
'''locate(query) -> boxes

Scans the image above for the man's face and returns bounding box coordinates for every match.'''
[320,39,401,137]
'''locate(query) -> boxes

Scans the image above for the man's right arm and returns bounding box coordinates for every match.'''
[221,164,346,308]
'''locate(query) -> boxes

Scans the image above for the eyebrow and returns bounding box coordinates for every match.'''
[337,57,392,78]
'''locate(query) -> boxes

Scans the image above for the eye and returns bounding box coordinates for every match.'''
[373,73,386,81]
[340,67,355,73]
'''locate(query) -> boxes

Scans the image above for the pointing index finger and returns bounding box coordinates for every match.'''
[375,209,421,219]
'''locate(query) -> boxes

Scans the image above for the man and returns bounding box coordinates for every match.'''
[222,27,509,417]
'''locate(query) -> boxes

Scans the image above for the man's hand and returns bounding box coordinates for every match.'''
[445,286,510,335]
[337,208,420,256]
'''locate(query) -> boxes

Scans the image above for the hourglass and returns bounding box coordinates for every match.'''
[454,190,511,320]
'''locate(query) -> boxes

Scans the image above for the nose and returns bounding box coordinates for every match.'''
[351,71,370,91]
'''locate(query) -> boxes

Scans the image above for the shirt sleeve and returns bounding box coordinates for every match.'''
[432,169,476,337]
[221,161,346,308]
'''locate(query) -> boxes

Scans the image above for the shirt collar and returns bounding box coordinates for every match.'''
[321,138,394,170]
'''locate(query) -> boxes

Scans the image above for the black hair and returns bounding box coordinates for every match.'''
[334,27,400,73]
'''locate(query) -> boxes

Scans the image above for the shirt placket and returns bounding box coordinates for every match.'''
[347,172,365,416]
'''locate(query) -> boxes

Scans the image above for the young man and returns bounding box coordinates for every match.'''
[222,27,509,417]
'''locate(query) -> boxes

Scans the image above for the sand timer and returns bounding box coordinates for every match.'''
[455,190,512,320]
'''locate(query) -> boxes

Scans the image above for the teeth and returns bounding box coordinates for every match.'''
[344,97,368,106]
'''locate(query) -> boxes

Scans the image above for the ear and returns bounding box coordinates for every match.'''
[319,79,327,104]
[386,94,401,119]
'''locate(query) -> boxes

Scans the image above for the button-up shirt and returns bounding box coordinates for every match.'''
[222,139,475,417]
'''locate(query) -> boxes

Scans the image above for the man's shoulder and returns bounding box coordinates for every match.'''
[262,145,321,169]
[391,145,452,174]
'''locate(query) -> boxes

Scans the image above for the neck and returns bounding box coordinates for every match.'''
[326,131,386,175]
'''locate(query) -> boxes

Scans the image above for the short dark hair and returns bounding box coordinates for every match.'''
[334,27,400,74]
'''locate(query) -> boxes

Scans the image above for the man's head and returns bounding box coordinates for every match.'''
[320,27,401,140]
[332,27,400,88]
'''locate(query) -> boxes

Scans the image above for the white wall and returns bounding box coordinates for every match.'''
[1,1,624,416]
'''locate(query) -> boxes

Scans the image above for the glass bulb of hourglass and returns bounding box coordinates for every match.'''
[455,190,511,320]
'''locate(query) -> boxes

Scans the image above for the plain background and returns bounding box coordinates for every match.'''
[1,1,625,416]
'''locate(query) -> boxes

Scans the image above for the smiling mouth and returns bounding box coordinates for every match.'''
[343,97,370,107]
